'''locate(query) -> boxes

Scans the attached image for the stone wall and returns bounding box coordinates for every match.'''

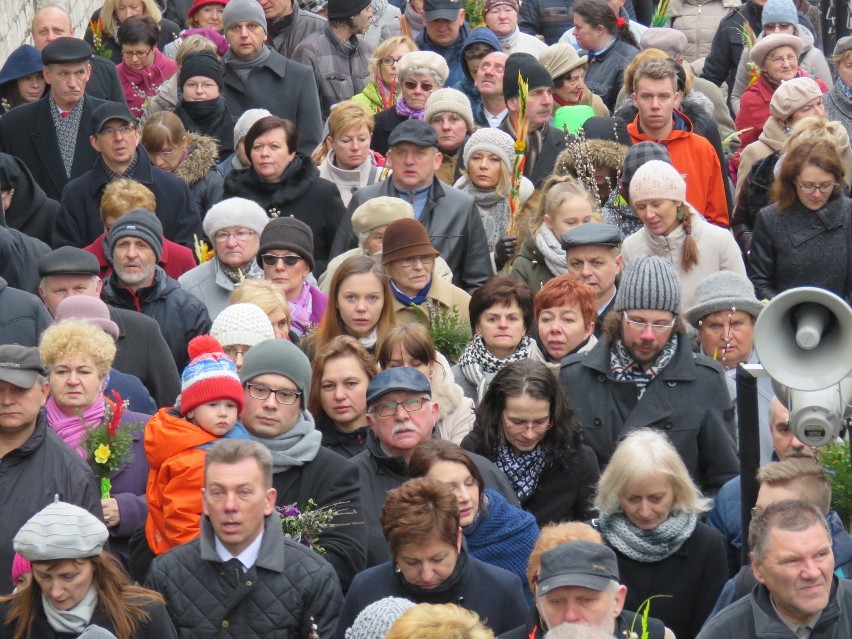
[0,0,104,62]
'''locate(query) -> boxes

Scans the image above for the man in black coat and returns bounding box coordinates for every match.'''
[37,247,181,408]
[0,38,118,202]
[53,102,202,250]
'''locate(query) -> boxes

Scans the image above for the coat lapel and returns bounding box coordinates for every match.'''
[29,99,66,197]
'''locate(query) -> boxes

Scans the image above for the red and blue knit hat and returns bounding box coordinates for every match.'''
[180,335,244,416]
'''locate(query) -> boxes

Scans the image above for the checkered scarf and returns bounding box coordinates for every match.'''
[495,442,547,503]
[50,95,83,177]
[609,336,677,398]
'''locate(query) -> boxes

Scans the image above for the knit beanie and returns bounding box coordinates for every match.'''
[684,271,764,328]
[462,127,515,172]
[381,218,439,264]
[344,597,417,639]
[233,108,272,149]
[14,500,108,561]
[614,253,681,314]
[351,197,414,240]
[223,0,267,33]
[769,76,822,120]
[11,553,31,586]
[327,0,371,19]
[180,335,245,415]
[239,338,312,397]
[424,88,475,132]
[484,0,518,13]
[582,116,632,146]
[211,303,275,347]
[179,51,224,92]
[257,217,315,271]
[503,52,554,101]
[203,197,269,239]
[108,209,164,262]
[629,160,686,205]
[620,141,672,189]
[761,0,798,26]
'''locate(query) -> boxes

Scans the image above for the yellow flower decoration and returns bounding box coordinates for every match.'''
[514,140,526,153]
[94,444,111,464]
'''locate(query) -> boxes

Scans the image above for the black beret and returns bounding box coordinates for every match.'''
[388,119,439,148]
[41,38,93,65]
[561,222,622,250]
[38,247,100,278]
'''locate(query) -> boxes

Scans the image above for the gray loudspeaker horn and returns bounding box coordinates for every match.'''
[753,287,852,392]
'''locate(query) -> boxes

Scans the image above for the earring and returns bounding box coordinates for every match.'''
[676,208,684,221]
[394,564,401,574]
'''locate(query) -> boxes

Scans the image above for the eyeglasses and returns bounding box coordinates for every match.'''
[700,318,752,335]
[397,254,435,268]
[623,313,676,333]
[246,383,302,405]
[503,417,552,433]
[214,229,255,243]
[767,54,797,65]
[260,254,303,267]
[751,506,762,518]
[795,180,836,194]
[403,80,435,92]
[98,125,136,137]
[553,72,584,89]
[150,148,176,158]
[370,397,428,417]
[122,47,153,59]
[184,81,218,91]
[381,56,404,66]
[224,346,250,359]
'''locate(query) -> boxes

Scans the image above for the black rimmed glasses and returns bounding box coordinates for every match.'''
[246,383,302,405]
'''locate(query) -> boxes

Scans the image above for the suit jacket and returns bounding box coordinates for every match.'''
[0,94,112,201]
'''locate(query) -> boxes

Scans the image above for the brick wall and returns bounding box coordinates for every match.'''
[0,0,104,62]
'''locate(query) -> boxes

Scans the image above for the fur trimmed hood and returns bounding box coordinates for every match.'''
[174,132,220,187]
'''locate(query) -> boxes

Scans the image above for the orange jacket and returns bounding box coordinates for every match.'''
[627,110,730,228]
[144,407,216,555]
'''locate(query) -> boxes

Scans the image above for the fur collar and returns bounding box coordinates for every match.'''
[175,132,220,186]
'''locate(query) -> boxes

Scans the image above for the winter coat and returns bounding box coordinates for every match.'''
[363,1,403,49]
[0,276,52,347]
[0,414,103,594]
[627,110,730,228]
[583,37,639,112]
[170,133,225,215]
[84,10,182,64]
[0,220,50,294]
[178,258,255,321]
[390,274,472,327]
[269,3,328,59]
[291,26,373,119]
[462,432,600,528]
[432,351,476,444]
[224,156,345,275]
[84,232,198,281]
[734,115,785,200]
[318,149,384,207]
[336,552,528,639]
[559,333,740,495]
[0,94,110,201]
[54,146,203,250]
[621,208,747,311]
[101,267,212,371]
[370,106,410,156]
[351,430,520,566]
[147,512,343,639]
[824,82,852,144]
[333,178,493,294]
[558,8,647,51]
[667,0,741,63]
[749,195,852,302]
[509,230,558,296]
[0,152,59,246]
[317,417,371,458]
[351,80,386,113]
[82,55,128,105]
[519,0,579,44]
[141,74,178,124]
[117,48,178,118]
[697,578,852,639]
[497,120,569,188]
[105,368,157,415]
[270,445,367,592]
[222,47,322,156]
[416,24,471,89]
[731,24,832,115]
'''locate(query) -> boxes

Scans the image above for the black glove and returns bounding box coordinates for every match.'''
[494,235,518,270]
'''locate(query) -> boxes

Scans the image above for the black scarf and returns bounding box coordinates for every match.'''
[176,98,233,159]
[396,549,468,603]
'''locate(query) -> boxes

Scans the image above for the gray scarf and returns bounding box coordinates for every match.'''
[251,410,322,473]
[42,585,98,634]
[458,179,508,253]
[534,225,568,277]
[598,510,697,562]
[224,46,272,85]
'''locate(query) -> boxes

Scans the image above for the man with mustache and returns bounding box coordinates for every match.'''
[354,367,519,566]
[473,51,508,127]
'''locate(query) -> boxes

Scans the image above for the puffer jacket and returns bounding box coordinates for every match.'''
[146,512,343,639]
[100,267,212,371]
[351,80,385,113]
[667,0,741,63]
[172,132,225,216]
[432,352,477,443]
[179,257,264,321]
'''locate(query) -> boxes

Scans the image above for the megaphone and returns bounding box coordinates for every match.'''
[754,287,852,447]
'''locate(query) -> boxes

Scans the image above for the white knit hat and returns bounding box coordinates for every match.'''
[629,160,686,205]
[344,597,416,639]
[233,108,271,148]
[203,197,269,239]
[462,127,516,172]
[14,499,108,561]
[424,88,474,132]
[211,303,275,348]
[398,51,450,86]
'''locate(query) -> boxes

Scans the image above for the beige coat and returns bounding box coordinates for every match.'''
[391,273,472,326]
[432,352,476,444]
[734,117,786,200]
[668,0,741,63]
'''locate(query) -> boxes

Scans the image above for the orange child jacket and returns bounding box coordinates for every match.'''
[627,110,731,228]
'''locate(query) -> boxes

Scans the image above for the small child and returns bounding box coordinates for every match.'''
[144,335,249,555]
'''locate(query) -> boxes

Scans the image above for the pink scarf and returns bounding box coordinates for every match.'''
[45,394,106,458]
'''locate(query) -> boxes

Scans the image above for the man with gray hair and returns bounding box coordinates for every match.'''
[699,500,852,638]
[147,438,343,637]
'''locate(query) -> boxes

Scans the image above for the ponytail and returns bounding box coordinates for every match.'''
[680,205,699,272]
[616,17,639,49]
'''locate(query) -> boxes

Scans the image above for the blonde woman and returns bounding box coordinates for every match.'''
[85,0,181,64]
[351,35,417,114]
[229,279,293,341]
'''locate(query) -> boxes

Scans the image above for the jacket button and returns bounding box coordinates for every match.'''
[666,381,676,387]
[597,374,605,382]
[222,620,230,629]
[593,418,602,426]
[245,581,252,586]
[663,422,673,429]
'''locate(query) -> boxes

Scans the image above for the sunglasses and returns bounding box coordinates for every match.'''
[260,254,303,267]
[403,80,435,92]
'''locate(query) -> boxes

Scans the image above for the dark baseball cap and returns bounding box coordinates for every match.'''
[0,345,46,389]
[561,223,622,251]
[388,119,439,149]
[538,541,620,594]
[90,102,136,136]
[423,0,462,21]
[366,368,432,405]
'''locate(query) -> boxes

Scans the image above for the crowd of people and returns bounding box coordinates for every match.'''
[0,0,850,637]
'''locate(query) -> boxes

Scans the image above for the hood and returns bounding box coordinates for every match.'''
[144,407,217,467]
[174,132,220,187]
[555,139,629,174]
[0,152,51,231]
[460,27,501,83]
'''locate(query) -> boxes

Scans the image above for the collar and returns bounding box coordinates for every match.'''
[587,36,619,59]
[214,531,264,571]
[598,289,616,317]
[200,513,286,573]
[770,594,820,635]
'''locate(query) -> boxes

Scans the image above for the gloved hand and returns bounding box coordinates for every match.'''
[494,235,518,270]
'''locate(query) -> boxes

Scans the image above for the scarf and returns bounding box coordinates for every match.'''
[219,259,264,285]
[51,94,83,178]
[395,96,425,120]
[495,442,547,502]
[176,99,231,156]
[267,9,296,40]
[42,585,99,634]
[224,46,272,85]
[250,410,322,473]
[359,328,379,350]
[458,180,508,253]
[396,548,469,602]
[289,279,314,337]
[458,334,536,396]
[841,81,852,101]
[100,150,140,182]
[534,225,568,276]
[609,336,677,398]
[377,71,396,111]
[497,28,520,54]
[598,510,697,562]
[390,277,432,305]
[45,394,106,458]
[119,49,177,117]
